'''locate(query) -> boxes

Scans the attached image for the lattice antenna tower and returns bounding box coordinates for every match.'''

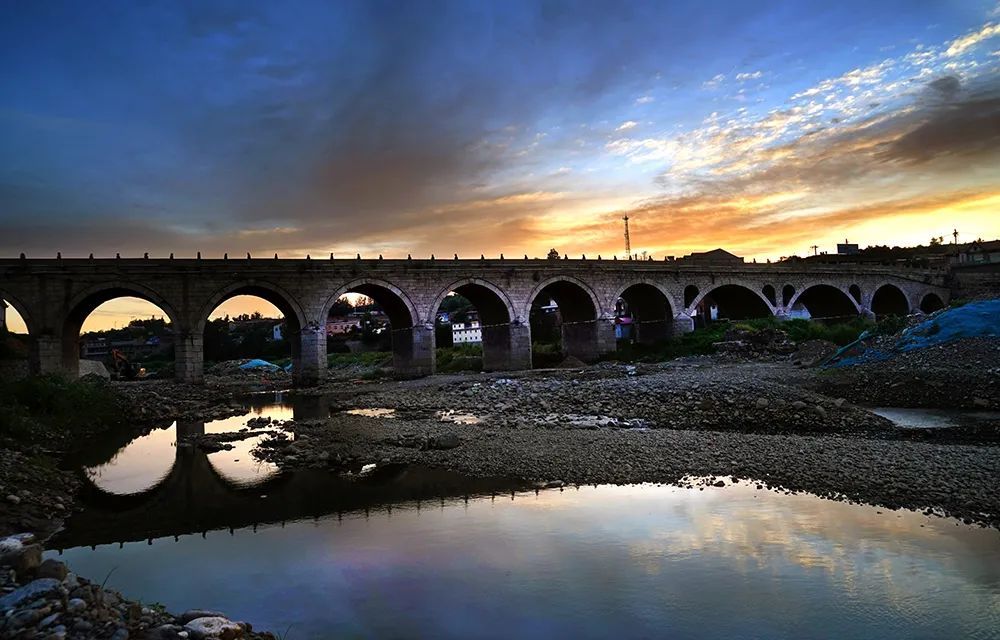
[623,215,631,257]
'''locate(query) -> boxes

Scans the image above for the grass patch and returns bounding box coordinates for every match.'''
[436,344,483,373]
[0,374,125,447]
[327,351,392,369]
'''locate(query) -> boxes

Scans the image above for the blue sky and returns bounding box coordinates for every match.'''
[2,0,999,263]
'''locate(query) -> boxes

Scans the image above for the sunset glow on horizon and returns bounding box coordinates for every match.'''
[2,1,999,329]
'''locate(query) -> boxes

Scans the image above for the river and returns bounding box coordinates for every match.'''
[48,396,1000,639]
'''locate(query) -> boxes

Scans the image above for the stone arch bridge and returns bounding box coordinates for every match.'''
[1,257,948,386]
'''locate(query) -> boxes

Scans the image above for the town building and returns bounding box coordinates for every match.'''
[452,320,482,344]
[675,248,744,265]
[326,316,362,335]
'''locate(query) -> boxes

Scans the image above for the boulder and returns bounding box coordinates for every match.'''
[0,578,63,611]
[184,616,244,640]
[36,558,68,581]
[177,610,228,625]
[424,433,461,450]
[0,540,43,576]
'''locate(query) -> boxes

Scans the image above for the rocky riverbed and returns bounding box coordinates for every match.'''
[2,332,999,638]
[244,356,1000,529]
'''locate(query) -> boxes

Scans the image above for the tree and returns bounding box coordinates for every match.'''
[929,236,942,246]
[547,248,560,260]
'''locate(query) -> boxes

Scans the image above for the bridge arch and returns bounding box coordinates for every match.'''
[0,289,36,336]
[527,275,610,363]
[60,281,181,377]
[323,278,425,377]
[197,280,309,383]
[683,285,700,308]
[870,283,910,318]
[781,284,796,307]
[786,283,861,320]
[197,280,307,334]
[849,284,862,305]
[429,278,527,372]
[919,292,945,314]
[613,281,676,345]
[762,284,777,306]
[689,283,775,321]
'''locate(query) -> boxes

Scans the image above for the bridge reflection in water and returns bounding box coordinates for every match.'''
[54,397,527,550]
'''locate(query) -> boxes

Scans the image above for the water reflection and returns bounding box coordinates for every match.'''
[52,482,1000,640]
[871,406,1000,429]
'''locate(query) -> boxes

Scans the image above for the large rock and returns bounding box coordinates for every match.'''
[184,616,244,640]
[177,609,228,625]
[0,538,43,576]
[36,558,68,581]
[0,578,63,611]
[424,433,461,450]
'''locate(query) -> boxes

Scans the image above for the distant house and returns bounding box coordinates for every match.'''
[452,320,482,344]
[326,316,362,335]
[677,248,744,265]
[955,240,1000,265]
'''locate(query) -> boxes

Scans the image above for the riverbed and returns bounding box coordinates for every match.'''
[47,399,1000,639]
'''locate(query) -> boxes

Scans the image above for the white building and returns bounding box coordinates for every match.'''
[452,320,482,344]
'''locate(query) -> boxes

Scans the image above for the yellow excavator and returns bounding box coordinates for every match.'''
[110,348,138,380]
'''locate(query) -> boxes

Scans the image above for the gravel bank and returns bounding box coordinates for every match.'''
[254,360,1000,529]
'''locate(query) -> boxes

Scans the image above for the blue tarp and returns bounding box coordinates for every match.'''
[238,358,281,371]
[826,299,1000,368]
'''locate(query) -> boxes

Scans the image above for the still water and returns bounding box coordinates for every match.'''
[51,397,1000,639]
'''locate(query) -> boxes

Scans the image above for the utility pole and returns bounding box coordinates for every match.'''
[622,215,631,258]
[953,228,959,245]
[810,244,819,256]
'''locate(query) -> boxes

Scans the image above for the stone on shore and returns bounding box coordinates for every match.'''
[184,616,245,640]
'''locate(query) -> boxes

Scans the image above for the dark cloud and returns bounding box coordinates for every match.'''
[882,93,1000,165]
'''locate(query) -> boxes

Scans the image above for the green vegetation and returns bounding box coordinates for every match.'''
[436,343,483,373]
[603,315,911,364]
[532,341,564,368]
[0,374,124,446]
[326,351,392,369]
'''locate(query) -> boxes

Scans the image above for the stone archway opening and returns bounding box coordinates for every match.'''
[919,292,945,314]
[790,285,859,322]
[849,284,862,305]
[762,285,777,307]
[0,297,32,368]
[616,283,673,347]
[63,291,176,380]
[204,292,296,379]
[327,282,423,377]
[871,284,909,318]
[530,280,604,366]
[684,285,699,308]
[698,284,772,322]
[781,284,796,307]
[433,282,522,372]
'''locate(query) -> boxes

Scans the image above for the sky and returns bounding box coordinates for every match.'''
[2,1,1000,331]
